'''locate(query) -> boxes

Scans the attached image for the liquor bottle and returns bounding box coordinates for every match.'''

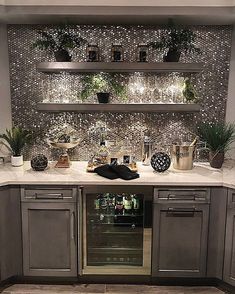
[97,134,109,164]
[115,195,124,215]
[133,194,140,215]
[100,193,108,211]
[108,193,116,214]
[142,130,153,166]
[94,194,101,211]
[124,195,133,214]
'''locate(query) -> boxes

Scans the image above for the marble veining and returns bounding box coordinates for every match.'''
[1,160,235,189]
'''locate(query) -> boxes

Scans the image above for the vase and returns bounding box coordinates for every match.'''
[209,151,224,169]
[163,50,181,62]
[54,49,72,62]
[97,92,110,103]
[11,155,23,167]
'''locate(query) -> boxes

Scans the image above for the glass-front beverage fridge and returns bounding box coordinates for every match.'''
[81,186,152,275]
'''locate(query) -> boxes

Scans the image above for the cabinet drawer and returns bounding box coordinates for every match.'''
[154,188,210,203]
[21,186,77,202]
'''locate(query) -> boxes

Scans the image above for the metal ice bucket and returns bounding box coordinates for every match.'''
[171,143,196,170]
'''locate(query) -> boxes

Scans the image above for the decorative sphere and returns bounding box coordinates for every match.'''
[151,152,171,173]
[31,154,48,171]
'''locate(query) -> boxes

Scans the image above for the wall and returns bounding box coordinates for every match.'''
[0,24,12,157]
[7,25,232,161]
[226,25,235,159]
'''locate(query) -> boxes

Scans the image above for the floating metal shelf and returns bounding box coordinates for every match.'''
[36,62,204,73]
[37,103,201,113]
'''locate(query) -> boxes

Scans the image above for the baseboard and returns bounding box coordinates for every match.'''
[1,275,235,294]
[0,276,16,293]
[215,279,235,294]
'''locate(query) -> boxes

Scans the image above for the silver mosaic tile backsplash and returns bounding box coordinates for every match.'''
[7,25,232,161]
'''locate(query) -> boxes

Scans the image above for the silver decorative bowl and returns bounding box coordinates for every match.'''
[49,141,80,149]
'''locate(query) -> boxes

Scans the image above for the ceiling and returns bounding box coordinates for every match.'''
[0,4,235,25]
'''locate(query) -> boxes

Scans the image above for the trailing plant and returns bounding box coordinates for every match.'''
[80,73,127,101]
[0,127,31,156]
[149,19,200,61]
[197,122,235,154]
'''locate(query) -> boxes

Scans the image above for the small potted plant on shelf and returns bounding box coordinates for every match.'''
[80,73,127,103]
[182,78,199,103]
[0,127,31,167]
[198,122,235,169]
[32,24,86,62]
[149,19,201,62]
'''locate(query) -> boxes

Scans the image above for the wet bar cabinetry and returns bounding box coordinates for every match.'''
[224,189,235,286]
[21,187,78,277]
[0,183,233,292]
[152,188,210,277]
[0,186,22,282]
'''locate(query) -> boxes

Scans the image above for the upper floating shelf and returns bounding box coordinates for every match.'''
[37,103,201,113]
[36,62,204,73]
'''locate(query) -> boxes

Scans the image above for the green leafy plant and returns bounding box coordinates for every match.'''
[80,73,127,101]
[197,122,235,154]
[32,25,86,61]
[182,78,198,103]
[0,127,31,156]
[149,20,200,61]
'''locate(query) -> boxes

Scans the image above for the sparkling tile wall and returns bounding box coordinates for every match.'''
[7,25,232,161]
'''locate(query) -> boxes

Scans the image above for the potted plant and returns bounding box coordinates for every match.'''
[149,20,200,62]
[32,25,86,62]
[182,78,199,103]
[81,73,127,103]
[0,127,31,166]
[198,122,235,169]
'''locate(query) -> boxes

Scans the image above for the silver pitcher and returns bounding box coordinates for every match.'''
[171,143,196,170]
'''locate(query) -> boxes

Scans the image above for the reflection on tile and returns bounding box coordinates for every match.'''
[2,284,225,294]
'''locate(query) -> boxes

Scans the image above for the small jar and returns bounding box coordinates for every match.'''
[87,44,99,62]
[137,43,148,62]
[111,44,124,62]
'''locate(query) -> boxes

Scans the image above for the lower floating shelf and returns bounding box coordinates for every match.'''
[37,103,201,113]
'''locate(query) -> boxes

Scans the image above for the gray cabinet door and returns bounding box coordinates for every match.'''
[224,189,235,286]
[22,202,77,277]
[0,187,22,282]
[152,203,209,277]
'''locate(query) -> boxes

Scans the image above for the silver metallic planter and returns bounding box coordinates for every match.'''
[171,144,195,170]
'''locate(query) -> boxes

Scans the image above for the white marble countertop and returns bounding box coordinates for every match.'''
[0,160,234,188]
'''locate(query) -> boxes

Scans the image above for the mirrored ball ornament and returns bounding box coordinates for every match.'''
[151,152,171,173]
[31,154,48,171]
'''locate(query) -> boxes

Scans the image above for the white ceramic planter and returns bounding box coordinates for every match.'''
[11,155,23,167]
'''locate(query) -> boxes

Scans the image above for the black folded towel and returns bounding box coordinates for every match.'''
[110,164,140,180]
[94,164,119,180]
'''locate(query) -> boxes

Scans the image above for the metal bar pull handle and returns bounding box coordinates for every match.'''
[167,207,196,217]
[35,193,63,199]
[70,211,75,240]
[168,193,196,201]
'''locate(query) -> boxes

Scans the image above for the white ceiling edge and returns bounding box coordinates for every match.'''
[2,0,235,7]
